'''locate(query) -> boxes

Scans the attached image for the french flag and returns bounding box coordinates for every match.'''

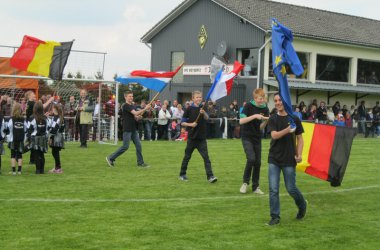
[206,61,244,102]
[116,63,183,92]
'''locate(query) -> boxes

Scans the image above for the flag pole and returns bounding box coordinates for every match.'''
[148,91,160,106]
[192,63,223,128]
[139,91,160,118]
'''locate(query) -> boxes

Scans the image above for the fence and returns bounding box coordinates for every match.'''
[0,44,122,144]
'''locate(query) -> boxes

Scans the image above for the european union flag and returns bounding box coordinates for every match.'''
[271,18,304,127]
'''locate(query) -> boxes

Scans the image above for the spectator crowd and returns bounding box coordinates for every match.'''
[0,92,379,146]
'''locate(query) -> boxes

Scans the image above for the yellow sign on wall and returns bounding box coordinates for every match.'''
[198,25,208,49]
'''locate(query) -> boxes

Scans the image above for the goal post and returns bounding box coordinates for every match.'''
[0,74,120,145]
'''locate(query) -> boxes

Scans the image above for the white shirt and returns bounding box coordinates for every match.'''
[172,109,184,120]
[158,109,171,125]
[94,103,100,116]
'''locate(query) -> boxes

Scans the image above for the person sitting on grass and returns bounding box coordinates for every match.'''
[175,127,188,141]
[178,90,217,183]
[170,119,181,140]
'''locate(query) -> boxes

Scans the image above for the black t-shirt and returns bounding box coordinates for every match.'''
[12,117,26,142]
[182,105,207,140]
[267,114,304,166]
[122,103,137,132]
[36,118,47,136]
[316,107,327,121]
[26,101,35,120]
[240,102,269,141]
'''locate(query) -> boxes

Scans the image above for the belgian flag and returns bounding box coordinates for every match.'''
[10,35,73,80]
[297,122,356,186]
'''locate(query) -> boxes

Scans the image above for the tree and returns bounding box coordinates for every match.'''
[95,71,103,80]
[113,74,149,104]
[38,79,54,97]
[131,84,149,104]
[73,71,85,89]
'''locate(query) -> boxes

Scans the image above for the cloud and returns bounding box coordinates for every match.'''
[123,4,147,21]
[276,0,380,21]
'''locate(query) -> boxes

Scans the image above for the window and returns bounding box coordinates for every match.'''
[237,48,259,76]
[357,59,380,85]
[268,51,309,79]
[316,55,349,82]
[171,52,184,83]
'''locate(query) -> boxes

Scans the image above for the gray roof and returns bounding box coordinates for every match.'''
[141,0,380,48]
[265,79,380,94]
[214,0,380,48]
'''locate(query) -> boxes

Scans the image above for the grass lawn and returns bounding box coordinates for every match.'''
[0,137,379,249]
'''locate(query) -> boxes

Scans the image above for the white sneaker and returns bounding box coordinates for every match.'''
[253,187,265,195]
[240,183,248,194]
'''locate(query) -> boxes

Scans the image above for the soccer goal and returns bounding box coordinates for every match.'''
[0,45,119,145]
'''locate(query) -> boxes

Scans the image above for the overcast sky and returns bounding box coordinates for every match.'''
[0,0,378,80]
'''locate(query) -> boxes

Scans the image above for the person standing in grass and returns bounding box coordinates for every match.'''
[106,91,151,168]
[266,93,307,226]
[178,90,217,183]
[29,101,49,174]
[4,103,28,175]
[76,89,94,148]
[0,105,6,174]
[25,91,54,164]
[239,88,269,194]
[48,104,65,174]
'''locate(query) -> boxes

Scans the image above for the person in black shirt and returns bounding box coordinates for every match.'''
[358,100,367,135]
[4,103,27,175]
[48,104,65,174]
[0,112,5,174]
[239,88,269,195]
[25,91,53,164]
[316,101,327,124]
[179,91,217,183]
[28,101,49,174]
[106,91,151,168]
[266,93,307,226]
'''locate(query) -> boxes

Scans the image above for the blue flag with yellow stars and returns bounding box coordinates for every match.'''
[271,18,304,128]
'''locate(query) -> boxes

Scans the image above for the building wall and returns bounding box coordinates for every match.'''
[263,36,380,108]
[148,0,265,106]
[266,90,380,111]
[263,36,380,83]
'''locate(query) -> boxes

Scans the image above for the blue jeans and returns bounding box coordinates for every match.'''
[268,163,306,219]
[144,121,152,140]
[108,131,144,165]
[359,119,366,134]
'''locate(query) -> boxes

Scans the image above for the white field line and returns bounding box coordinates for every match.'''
[0,185,378,203]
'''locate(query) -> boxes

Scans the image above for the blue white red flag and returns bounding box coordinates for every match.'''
[116,64,183,92]
[206,61,244,102]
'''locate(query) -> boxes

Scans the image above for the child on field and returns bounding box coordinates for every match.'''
[0,111,5,174]
[239,88,269,194]
[4,103,27,175]
[170,119,181,140]
[48,104,65,174]
[28,101,49,174]
[178,91,217,183]
[176,127,188,141]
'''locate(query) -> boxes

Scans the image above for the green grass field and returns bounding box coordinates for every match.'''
[0,137,379,249]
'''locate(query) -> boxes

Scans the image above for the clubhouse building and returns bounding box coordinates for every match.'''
[141,0,380,108]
